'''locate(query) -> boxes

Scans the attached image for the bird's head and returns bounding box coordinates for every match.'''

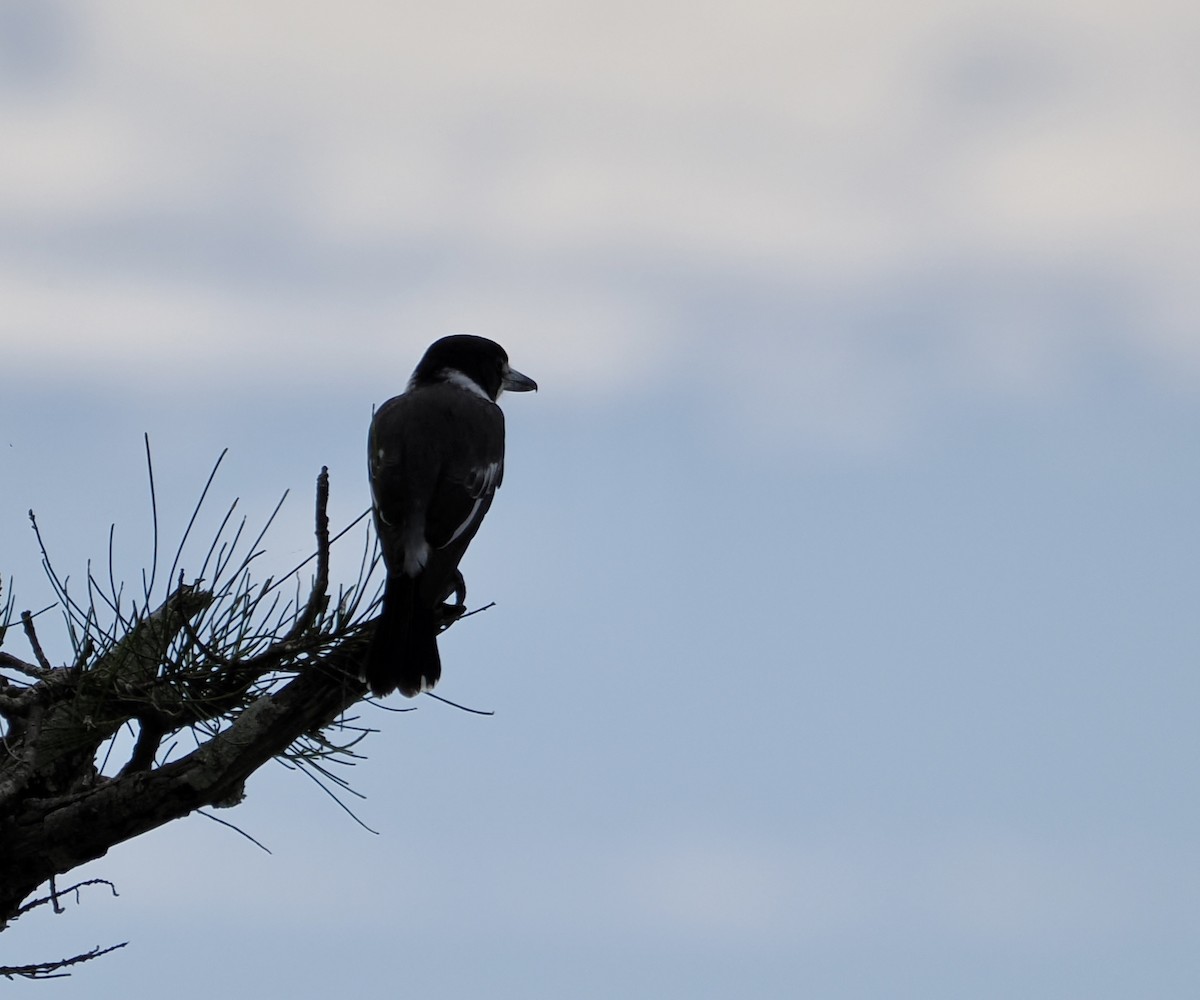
[410,335,537,401]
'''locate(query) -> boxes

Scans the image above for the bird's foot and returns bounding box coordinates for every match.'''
[434,601,467,630]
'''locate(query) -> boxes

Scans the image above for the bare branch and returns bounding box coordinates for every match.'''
[19,611,53,674]
[227,467,333,671]
[118,715,167,775]
[0,942,128,980]
[13,878,119,919]
[0,454,495,969]
[0,651,42,681]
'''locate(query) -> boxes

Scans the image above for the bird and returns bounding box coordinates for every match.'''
[365,335,537,697]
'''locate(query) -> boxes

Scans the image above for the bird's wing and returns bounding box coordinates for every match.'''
[424,392,506,550]
[369,385,506,564]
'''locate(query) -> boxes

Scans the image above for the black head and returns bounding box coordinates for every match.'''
[410,335,537,401]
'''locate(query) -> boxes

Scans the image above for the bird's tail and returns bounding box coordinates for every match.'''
[365,575,441,698]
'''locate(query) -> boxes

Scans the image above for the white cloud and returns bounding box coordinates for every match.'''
[1,0,1197,444]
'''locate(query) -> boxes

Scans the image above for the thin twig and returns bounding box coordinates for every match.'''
[284,756,380,834]
[195,809,273,854]
[0,942,128,980]
[142,433,160,610]
[165,449,229,602]
[29,512,97,639]
[15,878,120,918]
[367,698,419,713]
[424,691,495,716]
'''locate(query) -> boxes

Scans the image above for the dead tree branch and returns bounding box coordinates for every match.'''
[0,460,426,934]
[0,942,129,980]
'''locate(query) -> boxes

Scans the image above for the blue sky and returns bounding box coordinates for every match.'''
[2,1,1199,997]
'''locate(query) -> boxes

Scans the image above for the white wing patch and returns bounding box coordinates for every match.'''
[468,460,502,498]
[444,497,485,547]
[442,460,502,547]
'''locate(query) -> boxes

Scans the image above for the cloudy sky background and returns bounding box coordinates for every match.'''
[2,1,1198,996]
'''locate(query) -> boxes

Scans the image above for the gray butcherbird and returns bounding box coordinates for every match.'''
[365,335,537,697]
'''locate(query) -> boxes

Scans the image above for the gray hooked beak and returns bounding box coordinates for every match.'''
[502,366,538,393]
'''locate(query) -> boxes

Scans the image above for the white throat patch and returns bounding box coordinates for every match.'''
[440,368,490,400]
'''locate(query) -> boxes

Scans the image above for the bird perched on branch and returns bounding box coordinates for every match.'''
[365,335,537,697]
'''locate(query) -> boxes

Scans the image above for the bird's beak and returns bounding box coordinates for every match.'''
[502,366,538,393]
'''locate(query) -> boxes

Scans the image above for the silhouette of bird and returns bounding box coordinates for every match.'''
[365,335,536,697]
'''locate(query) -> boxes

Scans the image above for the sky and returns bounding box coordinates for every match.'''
[1,0,1198,997]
